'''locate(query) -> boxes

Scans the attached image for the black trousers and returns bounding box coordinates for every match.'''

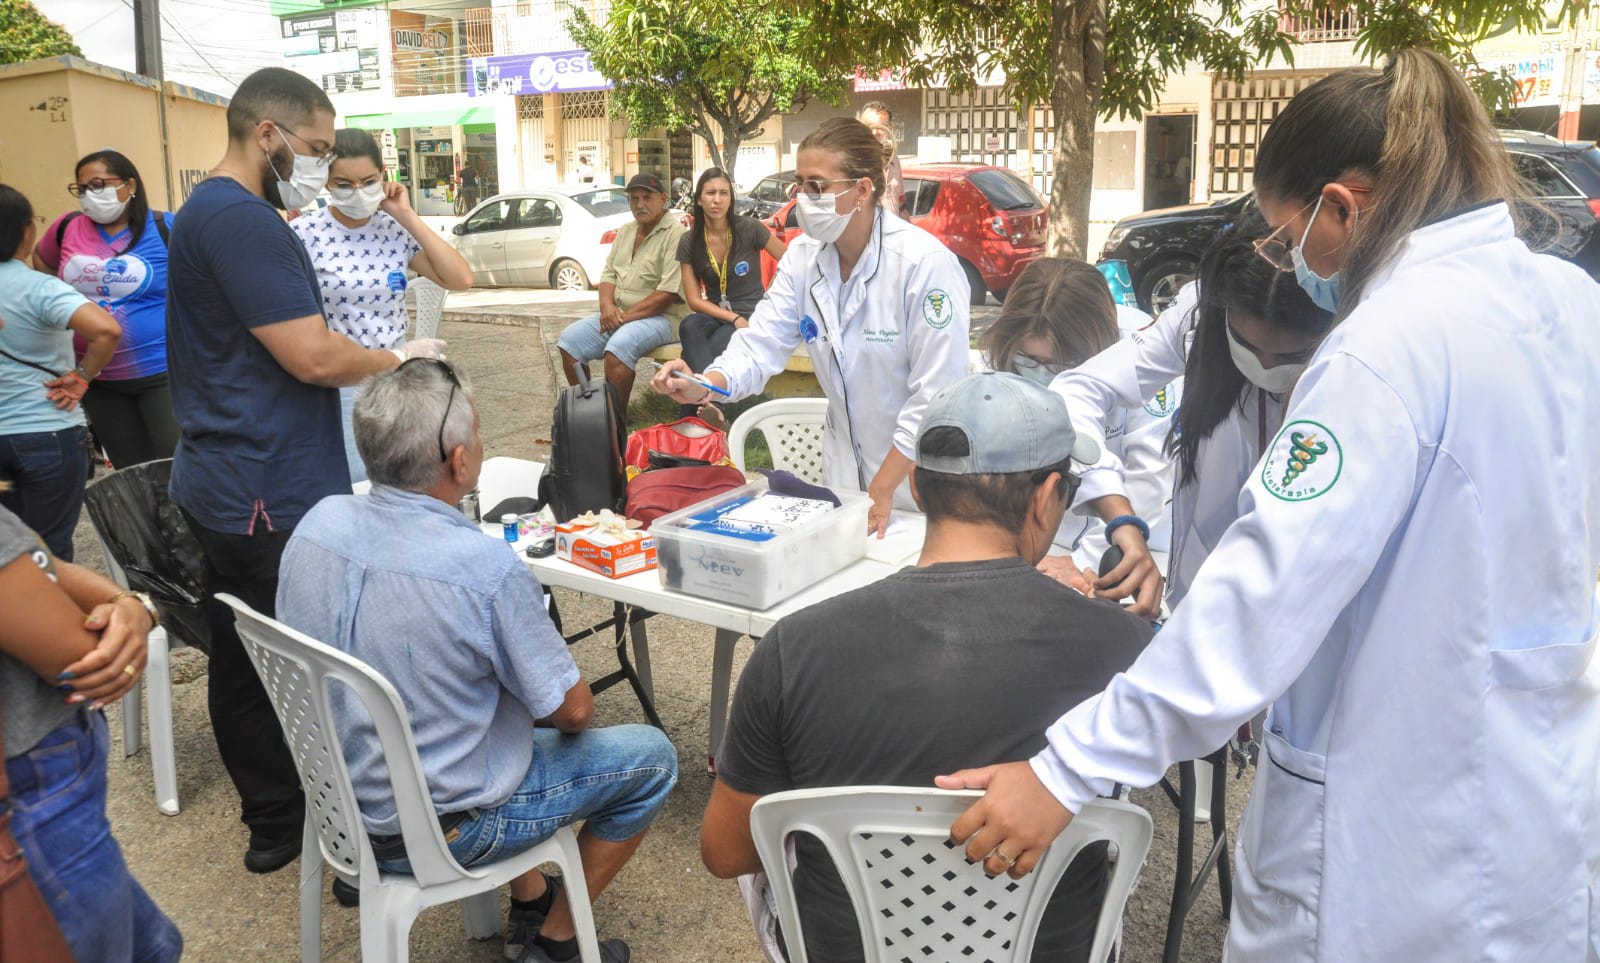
[81,372,180,469]
[183,509,305,844]
[677,312,739,417]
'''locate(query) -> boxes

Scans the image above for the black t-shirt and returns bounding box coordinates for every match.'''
[674,216,772,316]
[718,557,1153,963]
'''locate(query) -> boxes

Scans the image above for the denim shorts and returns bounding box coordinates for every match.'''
[6,711,182,963]
[556,311,676,369]
[377,724,678,874]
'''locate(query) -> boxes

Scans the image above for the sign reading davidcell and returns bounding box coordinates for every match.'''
[467,50,613,97]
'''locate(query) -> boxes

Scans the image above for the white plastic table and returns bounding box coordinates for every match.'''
[475,457,926,768]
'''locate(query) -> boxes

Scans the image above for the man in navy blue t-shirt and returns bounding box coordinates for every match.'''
[166,67,445,874]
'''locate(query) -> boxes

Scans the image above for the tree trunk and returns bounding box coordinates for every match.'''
[1047,0,1107,259]
[720,126,744,180]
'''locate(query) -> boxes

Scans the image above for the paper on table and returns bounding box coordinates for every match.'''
[865,517,920,565]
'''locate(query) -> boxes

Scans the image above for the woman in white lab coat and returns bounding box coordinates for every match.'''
[1057,220,1331,612]
[976,257,1174,607]
[940,49,1600,963]
[652,118,970,535]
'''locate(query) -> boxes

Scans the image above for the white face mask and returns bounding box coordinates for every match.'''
[79,185,129,224]
[264,127,329,211]
[1225,324,1304,395]
[795,188,858,244]
[328,182,384,220]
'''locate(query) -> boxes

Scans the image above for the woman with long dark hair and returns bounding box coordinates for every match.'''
[672,167,786,418]
[34,149,177,468]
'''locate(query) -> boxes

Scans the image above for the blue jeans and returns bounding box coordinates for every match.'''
[6,711,182,963]
[0,425,89,561]
[557,312,676,370]
[377,725,678,873]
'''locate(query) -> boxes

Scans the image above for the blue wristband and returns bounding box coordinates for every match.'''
[1104,514,1150,543]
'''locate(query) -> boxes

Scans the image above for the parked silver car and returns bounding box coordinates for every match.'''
[451,186,636,289]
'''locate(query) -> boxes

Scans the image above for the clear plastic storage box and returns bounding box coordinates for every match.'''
[652,480,870,609]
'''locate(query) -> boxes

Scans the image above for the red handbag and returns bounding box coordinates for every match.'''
[625,465,747,528]
[625,417,729,472]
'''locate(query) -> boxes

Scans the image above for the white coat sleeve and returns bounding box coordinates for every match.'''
[1030,349,1423,813]
[1117,397,1178,542]
[890,251,972,459]
[1053,282,1195,509]
[705,246,806,402]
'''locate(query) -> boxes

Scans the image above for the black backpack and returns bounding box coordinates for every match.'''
[538,364,628,522]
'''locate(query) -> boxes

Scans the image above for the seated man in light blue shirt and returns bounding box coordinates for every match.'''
[277,359,676,963]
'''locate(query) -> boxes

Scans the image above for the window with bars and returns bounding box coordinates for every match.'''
[1209,74,1325,195]
[923,86,1025,169]
[517,95,544,120]
[560,90,609,119]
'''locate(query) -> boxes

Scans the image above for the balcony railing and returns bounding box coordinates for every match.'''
[1278,6,1368,42]
[466,0,612,57]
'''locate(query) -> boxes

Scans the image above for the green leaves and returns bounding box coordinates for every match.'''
[1,0,82,66]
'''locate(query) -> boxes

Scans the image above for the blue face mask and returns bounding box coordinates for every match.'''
[1290,195,1343,313]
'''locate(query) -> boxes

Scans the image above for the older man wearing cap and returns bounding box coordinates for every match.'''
[556,172,687,409]
[699,372,1154,963]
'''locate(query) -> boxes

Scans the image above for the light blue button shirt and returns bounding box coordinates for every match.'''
[0,259,88,436]
[277,486,579,834]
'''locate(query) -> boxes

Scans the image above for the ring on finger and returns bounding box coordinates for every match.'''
[124,664,138,678]
[992,849,1016,867]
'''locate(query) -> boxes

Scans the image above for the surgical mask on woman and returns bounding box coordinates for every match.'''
[1290,195,1344,312]
[266,129,329,211]
[79,185,129,224]
[1010,353,1066,387]
[1226,324,1304,395]
[328,182,384,220]
[796,189,857,244]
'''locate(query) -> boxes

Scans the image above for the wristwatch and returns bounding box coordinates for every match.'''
[107,590,161,628]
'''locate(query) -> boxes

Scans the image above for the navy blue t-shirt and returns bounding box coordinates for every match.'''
[165,177,349,534]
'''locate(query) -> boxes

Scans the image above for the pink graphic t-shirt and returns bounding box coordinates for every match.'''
[35,210,172,381]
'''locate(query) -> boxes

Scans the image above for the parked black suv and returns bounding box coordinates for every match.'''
[1098,129,1600,313]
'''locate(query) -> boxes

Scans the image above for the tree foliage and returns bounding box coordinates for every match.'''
[568,0,850,176]
[798,0,1579,256]
[0,0,82,66]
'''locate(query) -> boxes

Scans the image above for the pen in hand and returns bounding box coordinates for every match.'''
[671,369,732,398]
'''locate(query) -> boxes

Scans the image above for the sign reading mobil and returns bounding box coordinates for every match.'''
[468,50,612,97]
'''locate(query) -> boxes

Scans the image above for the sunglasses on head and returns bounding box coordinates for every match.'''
[399,357,461,461]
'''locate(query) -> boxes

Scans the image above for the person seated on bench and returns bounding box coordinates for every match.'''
[699,372,1153,963]
[557,172,687,411]
[277,360,678,963]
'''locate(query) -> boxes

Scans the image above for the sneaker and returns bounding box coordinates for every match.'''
[516,937,629,963]
[243,836,300,874]
[331,878,360,908]
[504,873,564,960]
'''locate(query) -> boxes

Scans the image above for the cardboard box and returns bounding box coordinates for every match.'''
[555,522,657,579]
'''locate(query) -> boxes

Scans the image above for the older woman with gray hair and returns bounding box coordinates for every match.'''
[277,359,676,963]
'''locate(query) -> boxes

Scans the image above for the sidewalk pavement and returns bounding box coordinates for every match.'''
[82,301,1239,962]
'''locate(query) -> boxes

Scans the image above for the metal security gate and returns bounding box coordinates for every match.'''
[924,86,1026,170]
[516,94,547,186]
[561,90,610,184]
[1209,73,1325,195]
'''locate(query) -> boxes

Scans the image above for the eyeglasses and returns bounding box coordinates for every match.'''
[67,177,126,197]
[1253,187,1372,272]
[788,178,859,201]
[1030,467,1083,508]
[1011,352,1074,377]
[400,357,461,461]
[270,120,338,167]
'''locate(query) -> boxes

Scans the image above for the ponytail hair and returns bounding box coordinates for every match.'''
[980,257,1118,373]
[1254,48,1530,316]
[799,118,886,202]
[1170,213,1333,486]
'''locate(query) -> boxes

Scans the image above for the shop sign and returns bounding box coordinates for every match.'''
[467,50,613,97]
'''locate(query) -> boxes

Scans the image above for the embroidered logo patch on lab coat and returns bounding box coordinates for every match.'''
[922,289,953,330]
[1143,383,1178,418]
[1262,420,1342,501]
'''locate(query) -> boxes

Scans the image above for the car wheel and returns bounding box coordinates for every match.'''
[551,259,590,291]
[960,260,987,305]
[991,287,1008,305]
[1137,257,1198,314]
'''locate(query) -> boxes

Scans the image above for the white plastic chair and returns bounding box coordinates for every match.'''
[219,595,602,963]
[750,787,1152,963]
[95,542,180,815]
[410,277,449,341]
[727,397,828,484]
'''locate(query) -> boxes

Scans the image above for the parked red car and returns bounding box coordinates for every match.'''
[761,163,1047,303]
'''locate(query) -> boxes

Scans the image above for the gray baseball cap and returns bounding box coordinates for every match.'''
[916,372,1100,474]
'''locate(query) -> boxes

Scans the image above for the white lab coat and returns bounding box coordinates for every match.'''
[708,211,970,509]
[1033,204,1600,961]
[1058,282,1276,604]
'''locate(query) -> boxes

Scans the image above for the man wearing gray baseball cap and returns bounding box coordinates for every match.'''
[701,372,1151,963]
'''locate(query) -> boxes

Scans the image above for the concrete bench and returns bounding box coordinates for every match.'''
[644,343,819,399]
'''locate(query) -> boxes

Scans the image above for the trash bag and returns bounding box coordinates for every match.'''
[81,459,211,655]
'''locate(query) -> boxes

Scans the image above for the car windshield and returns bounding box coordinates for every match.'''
[570,189,631,217]
[967,169,1043,211]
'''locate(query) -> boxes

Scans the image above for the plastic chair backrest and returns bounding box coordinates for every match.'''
[82,459,211,654]
[727,398,828,484]
[411,278,449,341]
[219,595,476,889]
[749,787,1151,963]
